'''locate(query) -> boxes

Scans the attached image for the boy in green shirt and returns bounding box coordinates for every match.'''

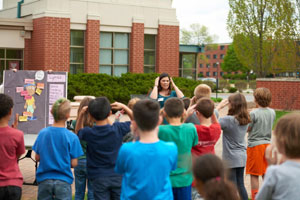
[158,97,198,200]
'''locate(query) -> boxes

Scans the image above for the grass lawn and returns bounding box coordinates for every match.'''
[273,110,291,129]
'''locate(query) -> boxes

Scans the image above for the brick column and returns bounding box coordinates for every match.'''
[23,38,32,70]
[156,25,179,77]
[130,23,144,73]
[30,17,70,72]
[85,20,100,73]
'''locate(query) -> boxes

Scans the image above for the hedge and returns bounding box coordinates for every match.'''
[68,73,203,104]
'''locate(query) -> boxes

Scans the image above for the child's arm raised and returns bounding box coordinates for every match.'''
[75,106,88,134]
[211,112,218,124]
[183,104,196,122]
[111,102,133,120]
[216,99,229,111]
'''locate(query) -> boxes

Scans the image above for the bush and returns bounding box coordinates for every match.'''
[228,87,238,93]
[202,81,216,92]
[249,80,256,90]
[222,73,256,80]
[211,97,223,103]
[68,73,202,104]
[234,80,248,92]
[218,80,230,92]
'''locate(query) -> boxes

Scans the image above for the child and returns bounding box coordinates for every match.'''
[256,113,300,199]
[193,154,240,200]
[182,97,191,111]
[0,94,25,200]
[246,87,275,200]
[217,93,251,200]
[115,100,178,199]
[71,97,94,200]
[32,98,83,200]
[190,97,221,156]
[158,97,198,200]
[186,84,219,124]
[76,97,133,200]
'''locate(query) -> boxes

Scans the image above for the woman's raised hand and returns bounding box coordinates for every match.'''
[154,77,159,87]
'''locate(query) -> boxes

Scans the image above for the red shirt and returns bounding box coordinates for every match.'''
[0,126,25,187]
[192,123,221,156]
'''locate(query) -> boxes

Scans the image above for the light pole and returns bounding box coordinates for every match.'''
[216,62,219,99]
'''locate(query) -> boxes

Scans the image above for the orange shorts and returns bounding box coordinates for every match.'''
[246,144,269,176]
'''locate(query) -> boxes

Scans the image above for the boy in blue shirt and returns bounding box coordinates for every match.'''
[115,99,178,200]
[76,97,133,200]
[33,98,83,200]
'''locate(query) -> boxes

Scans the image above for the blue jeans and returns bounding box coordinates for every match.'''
[172,185,192,200]
[74,159,94,200]
[38,179,71,200]
[90,176,122,200]
[229,167,248,200]
[0,186,22,200]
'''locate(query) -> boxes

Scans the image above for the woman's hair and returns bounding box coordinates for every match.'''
[274,113,300,158]
[193,154,240,200]
[158,73,171,94]
[191,84,211,105]
[77,97,94,127]
[51,98,71,122]
[228,93,251,125]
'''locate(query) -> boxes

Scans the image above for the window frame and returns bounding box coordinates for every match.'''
[144,34,156,73]
[99,32,130,76]
[70,30,85,74]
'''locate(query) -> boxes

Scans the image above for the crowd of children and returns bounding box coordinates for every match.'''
[1,73,300,200]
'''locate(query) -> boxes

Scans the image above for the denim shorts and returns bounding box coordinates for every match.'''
[38,179,71,200]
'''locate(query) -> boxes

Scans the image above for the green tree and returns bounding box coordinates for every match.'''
[221,45,248,73]
[180,23,218,45]
[227,0,298,77]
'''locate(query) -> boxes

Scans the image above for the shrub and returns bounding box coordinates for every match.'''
[235,80,248,92]
[249,80,256,90]
[202,80,216,92]
[228,87,238,93]
[68,73,202,104]
[211,97,223,103]
[218,79,229,92]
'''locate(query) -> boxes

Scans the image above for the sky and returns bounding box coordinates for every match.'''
[0,0,232,43]
[172,0,232,43]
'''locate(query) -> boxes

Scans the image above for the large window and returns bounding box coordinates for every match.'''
[179,53,196,79]
[99,32,129,76]
[144,35,156,73]
[0,49,23,83]
[70,30,85,74]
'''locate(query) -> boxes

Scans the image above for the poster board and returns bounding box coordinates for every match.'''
[4,70,68,135]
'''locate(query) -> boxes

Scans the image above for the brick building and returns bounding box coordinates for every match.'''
[198,43,230,79]
[0,0,179,82]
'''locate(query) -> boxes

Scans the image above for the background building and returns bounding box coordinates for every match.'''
[198,43,230,79]
[0,0,179,82]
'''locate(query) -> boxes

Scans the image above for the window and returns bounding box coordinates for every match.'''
[220,45,225,50]
[220,54,224,59]
[99,32,129,76]
[220,72,224,76]
[144,35,156,73]
[70,30,85,74]
[206,72,210,76]
[206,64,210,68]
[213,63,218,68]
[200,64,203,68]
[213,54,217,59]
[206,54,211,59]
[0,49,23,83]
[213,72,217,76]
[179,54,196,79]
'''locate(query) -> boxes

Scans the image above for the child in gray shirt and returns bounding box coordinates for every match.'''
[256,113,300,200]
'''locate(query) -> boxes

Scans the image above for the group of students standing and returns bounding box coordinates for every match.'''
[1,72,300,200]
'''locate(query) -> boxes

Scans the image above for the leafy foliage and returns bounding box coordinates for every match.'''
[234,80,248,92]
[68,73,202,104]
[221,45,248,73]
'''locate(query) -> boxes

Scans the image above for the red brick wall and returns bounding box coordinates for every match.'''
[28,17,70,71]
[85,20,100,73]
[156,25,179,77]
[257,79,300,110]
[24,38,32,70]
[130,23,144,73]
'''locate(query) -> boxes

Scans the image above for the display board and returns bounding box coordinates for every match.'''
[4,70,68,134]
